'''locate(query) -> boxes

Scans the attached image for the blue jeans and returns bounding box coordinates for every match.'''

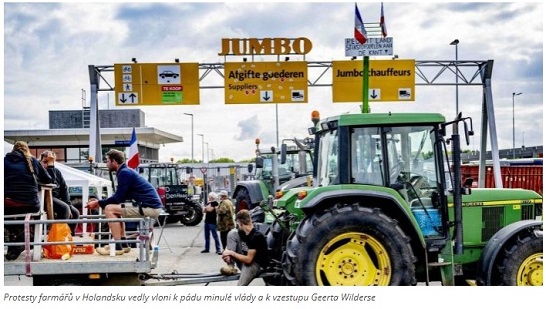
[204,223,222,252]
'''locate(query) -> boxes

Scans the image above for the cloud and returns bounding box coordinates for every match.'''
[235,115,261,141]
[3,2,543,162]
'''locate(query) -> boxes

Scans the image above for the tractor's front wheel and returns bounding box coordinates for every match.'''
[496,229,543,286]
[179,201,204,226]
[286,204,416,286]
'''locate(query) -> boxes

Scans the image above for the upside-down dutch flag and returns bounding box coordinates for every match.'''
[354,3,367,45]
[127,127,140,169]
[380,2,387,38]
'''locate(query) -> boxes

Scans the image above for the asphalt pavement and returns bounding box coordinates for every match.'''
[150,221,265,286]
[3,221,265,286]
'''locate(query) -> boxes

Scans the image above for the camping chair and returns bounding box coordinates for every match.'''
[155,209,172,252]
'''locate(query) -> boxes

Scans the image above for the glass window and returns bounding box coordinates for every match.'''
[317,129,339,187]
[350,125,439,197]
[66,147,89,163]
[390,126,439,204]
[351,127,383,185]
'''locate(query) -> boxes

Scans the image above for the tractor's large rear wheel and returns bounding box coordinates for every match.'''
[235,187,253,212]
[285,204,416,286]
[496,229,543,286]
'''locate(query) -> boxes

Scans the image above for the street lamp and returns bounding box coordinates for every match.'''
[450,39,459,116]
[209,148,215,161]
[512,92,522,159]
[197,133,206,205]
[183,113,194,163]
[205,142,210,163]
[197,133,204,163]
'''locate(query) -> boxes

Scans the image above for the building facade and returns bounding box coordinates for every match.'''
[4,108,183,170]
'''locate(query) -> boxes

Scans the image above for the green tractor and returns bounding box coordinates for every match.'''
[232,137,314,212]
[259,112,542,286]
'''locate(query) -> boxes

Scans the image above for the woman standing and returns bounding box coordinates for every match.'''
[201,192,222,254]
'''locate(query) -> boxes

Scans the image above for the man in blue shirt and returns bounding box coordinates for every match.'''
[86,149,163,255]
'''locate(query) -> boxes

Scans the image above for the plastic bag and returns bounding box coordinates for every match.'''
[43,223,74,259]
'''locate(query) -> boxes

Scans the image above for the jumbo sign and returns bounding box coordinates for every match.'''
[218,38,313,56]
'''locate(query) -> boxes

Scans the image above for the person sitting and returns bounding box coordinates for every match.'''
[40,151,80,235]
[85,149,163,255]
[220,209,268,286]
[4,141,53,260]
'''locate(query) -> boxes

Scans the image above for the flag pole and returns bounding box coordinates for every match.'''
[362,55,369,114]
[355,2,370,114]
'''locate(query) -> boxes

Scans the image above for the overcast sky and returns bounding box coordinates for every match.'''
[2,1,544,162]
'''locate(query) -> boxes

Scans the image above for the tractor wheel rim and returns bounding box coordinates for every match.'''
[316,232,391,286]
[517,253,543,286]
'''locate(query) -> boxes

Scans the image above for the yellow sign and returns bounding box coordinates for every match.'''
[224,61,308,104]
[114,63,200,106]
[332,59,415,102]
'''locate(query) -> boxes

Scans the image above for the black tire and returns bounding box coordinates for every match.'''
[495,229,543,286]
[263,219,289,286]
[179,201,203,226]
[285,204,416,286]
[235,187,253,212]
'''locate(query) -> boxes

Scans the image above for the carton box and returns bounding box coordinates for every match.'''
[71,244,95,255]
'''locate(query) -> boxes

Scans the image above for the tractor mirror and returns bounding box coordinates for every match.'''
[255,157,264,169]
[247,163,254,174]
[464,121,470,146]
[280,144,287,165]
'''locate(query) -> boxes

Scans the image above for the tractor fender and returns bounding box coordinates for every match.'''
[300,188,427,249]
[232,181,269,205]
[276,176,310,192]
[476,219,543,285]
